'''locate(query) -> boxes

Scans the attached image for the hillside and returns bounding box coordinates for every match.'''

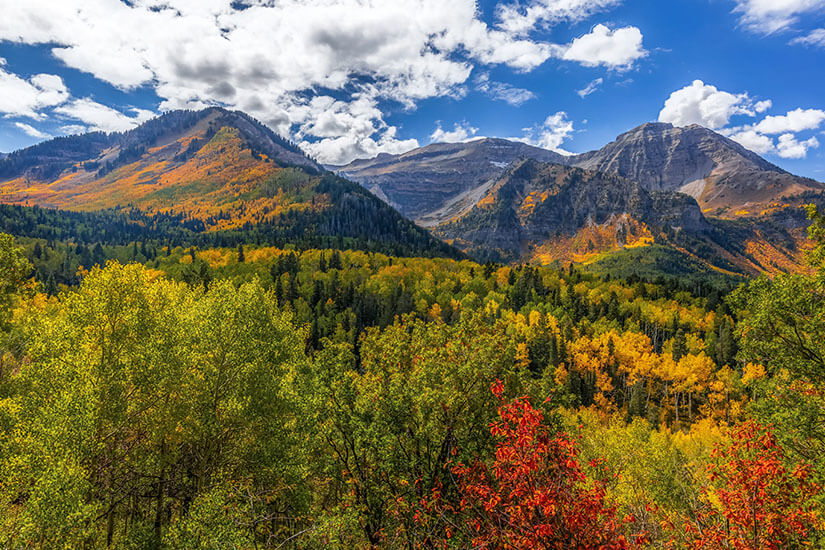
[433,158,812,278]
[432,159,702,261]
[0,108,459,259]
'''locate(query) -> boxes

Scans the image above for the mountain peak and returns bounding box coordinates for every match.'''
[334,137,567,223]
[0,107,326,216]
[0,108,319,185]
[570,121,821,215]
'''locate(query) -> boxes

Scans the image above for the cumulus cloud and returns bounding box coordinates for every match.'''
[776,133,819,158]
[561,24,646,70]
[733,0,825,33]
[430,121,479,143]
[497,0,622,35]
[0,68,68,119]
[295,95,420,165]
[519,111,575,153]
[59,124,89,135]
[727,109,825,159]
[658,80,765,129]
[753,108,825,134]
[0,0,563,163]
[0,0,645,164]
[475,73,536,106]
[727,129,776,154]
[660,80,824,160]
[54,98,155,133]
[14,122,50,139]
[791,28,825,46]
[577,78,603,98]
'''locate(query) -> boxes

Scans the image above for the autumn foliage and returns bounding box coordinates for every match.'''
[684,421,821,550]
[420,380,646,549]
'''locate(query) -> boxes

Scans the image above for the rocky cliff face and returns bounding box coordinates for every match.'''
[433,159,711,263]
[333,138,565,224]
[570,122,824,216]
[572,122,778,190]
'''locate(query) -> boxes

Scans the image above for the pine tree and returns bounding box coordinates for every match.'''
[673,328,687,362]
[628,381,646,418]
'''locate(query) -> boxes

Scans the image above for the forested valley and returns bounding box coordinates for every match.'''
[0,206,823,549]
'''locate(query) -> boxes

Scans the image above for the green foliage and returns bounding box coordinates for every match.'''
[302,314,532,546]
[730,204,825,523]
[0,227,821,547]
[0,262,308,548]
[583,244,745,289]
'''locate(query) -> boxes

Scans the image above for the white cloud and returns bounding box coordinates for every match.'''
[519,111,575,153]
[296,95,420,164]
[14,122,50,139]
[0,0,650,164]
[60,124,88,135]
[577,78,603,98]
[726,109,825,158]
[475,73,536,106]
[734,0,825,33]
[791,28,825,46]
[497,0,622,35]
[54,98,155,133]
[658,80,763,129]
[776,133,819,158]
[0,68,68,119]
[728,129,776,154]
[430,121,479,143]
[753,107,825,134]
[561,24,646,70]
[661,80,824,160]
[754,99,773,113]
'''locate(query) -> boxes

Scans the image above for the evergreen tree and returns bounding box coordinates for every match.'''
[672,328,687,362]
[628,381,646,418]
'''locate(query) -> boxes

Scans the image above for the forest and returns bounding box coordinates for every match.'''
[0,206,822,549]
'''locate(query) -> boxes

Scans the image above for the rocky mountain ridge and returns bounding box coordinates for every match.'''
[336,122,824,225]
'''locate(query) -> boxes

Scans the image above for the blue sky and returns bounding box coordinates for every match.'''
[0,0,824,178]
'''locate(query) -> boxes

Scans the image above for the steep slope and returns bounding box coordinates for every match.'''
[333,138,565,225]
[0,108,319,222]
[570,122,825,217]
[433,159,812,278]
[434,159,709,262]
[0,108,459,258]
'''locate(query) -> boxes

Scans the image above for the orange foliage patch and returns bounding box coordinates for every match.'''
[530,215,654,265]
[0,126,325,231]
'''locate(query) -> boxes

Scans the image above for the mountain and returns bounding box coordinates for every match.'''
[332,138,565,226]
[433,159,706,261]
[0,108,460,258]
[336,122,825,276]
[433,158,813,279]
[0,108,318,217]
[572,122,825,217]
[338,123,825,222]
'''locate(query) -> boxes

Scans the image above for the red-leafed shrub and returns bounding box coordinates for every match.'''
[684,421,820,550]
[415,380,646,549]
